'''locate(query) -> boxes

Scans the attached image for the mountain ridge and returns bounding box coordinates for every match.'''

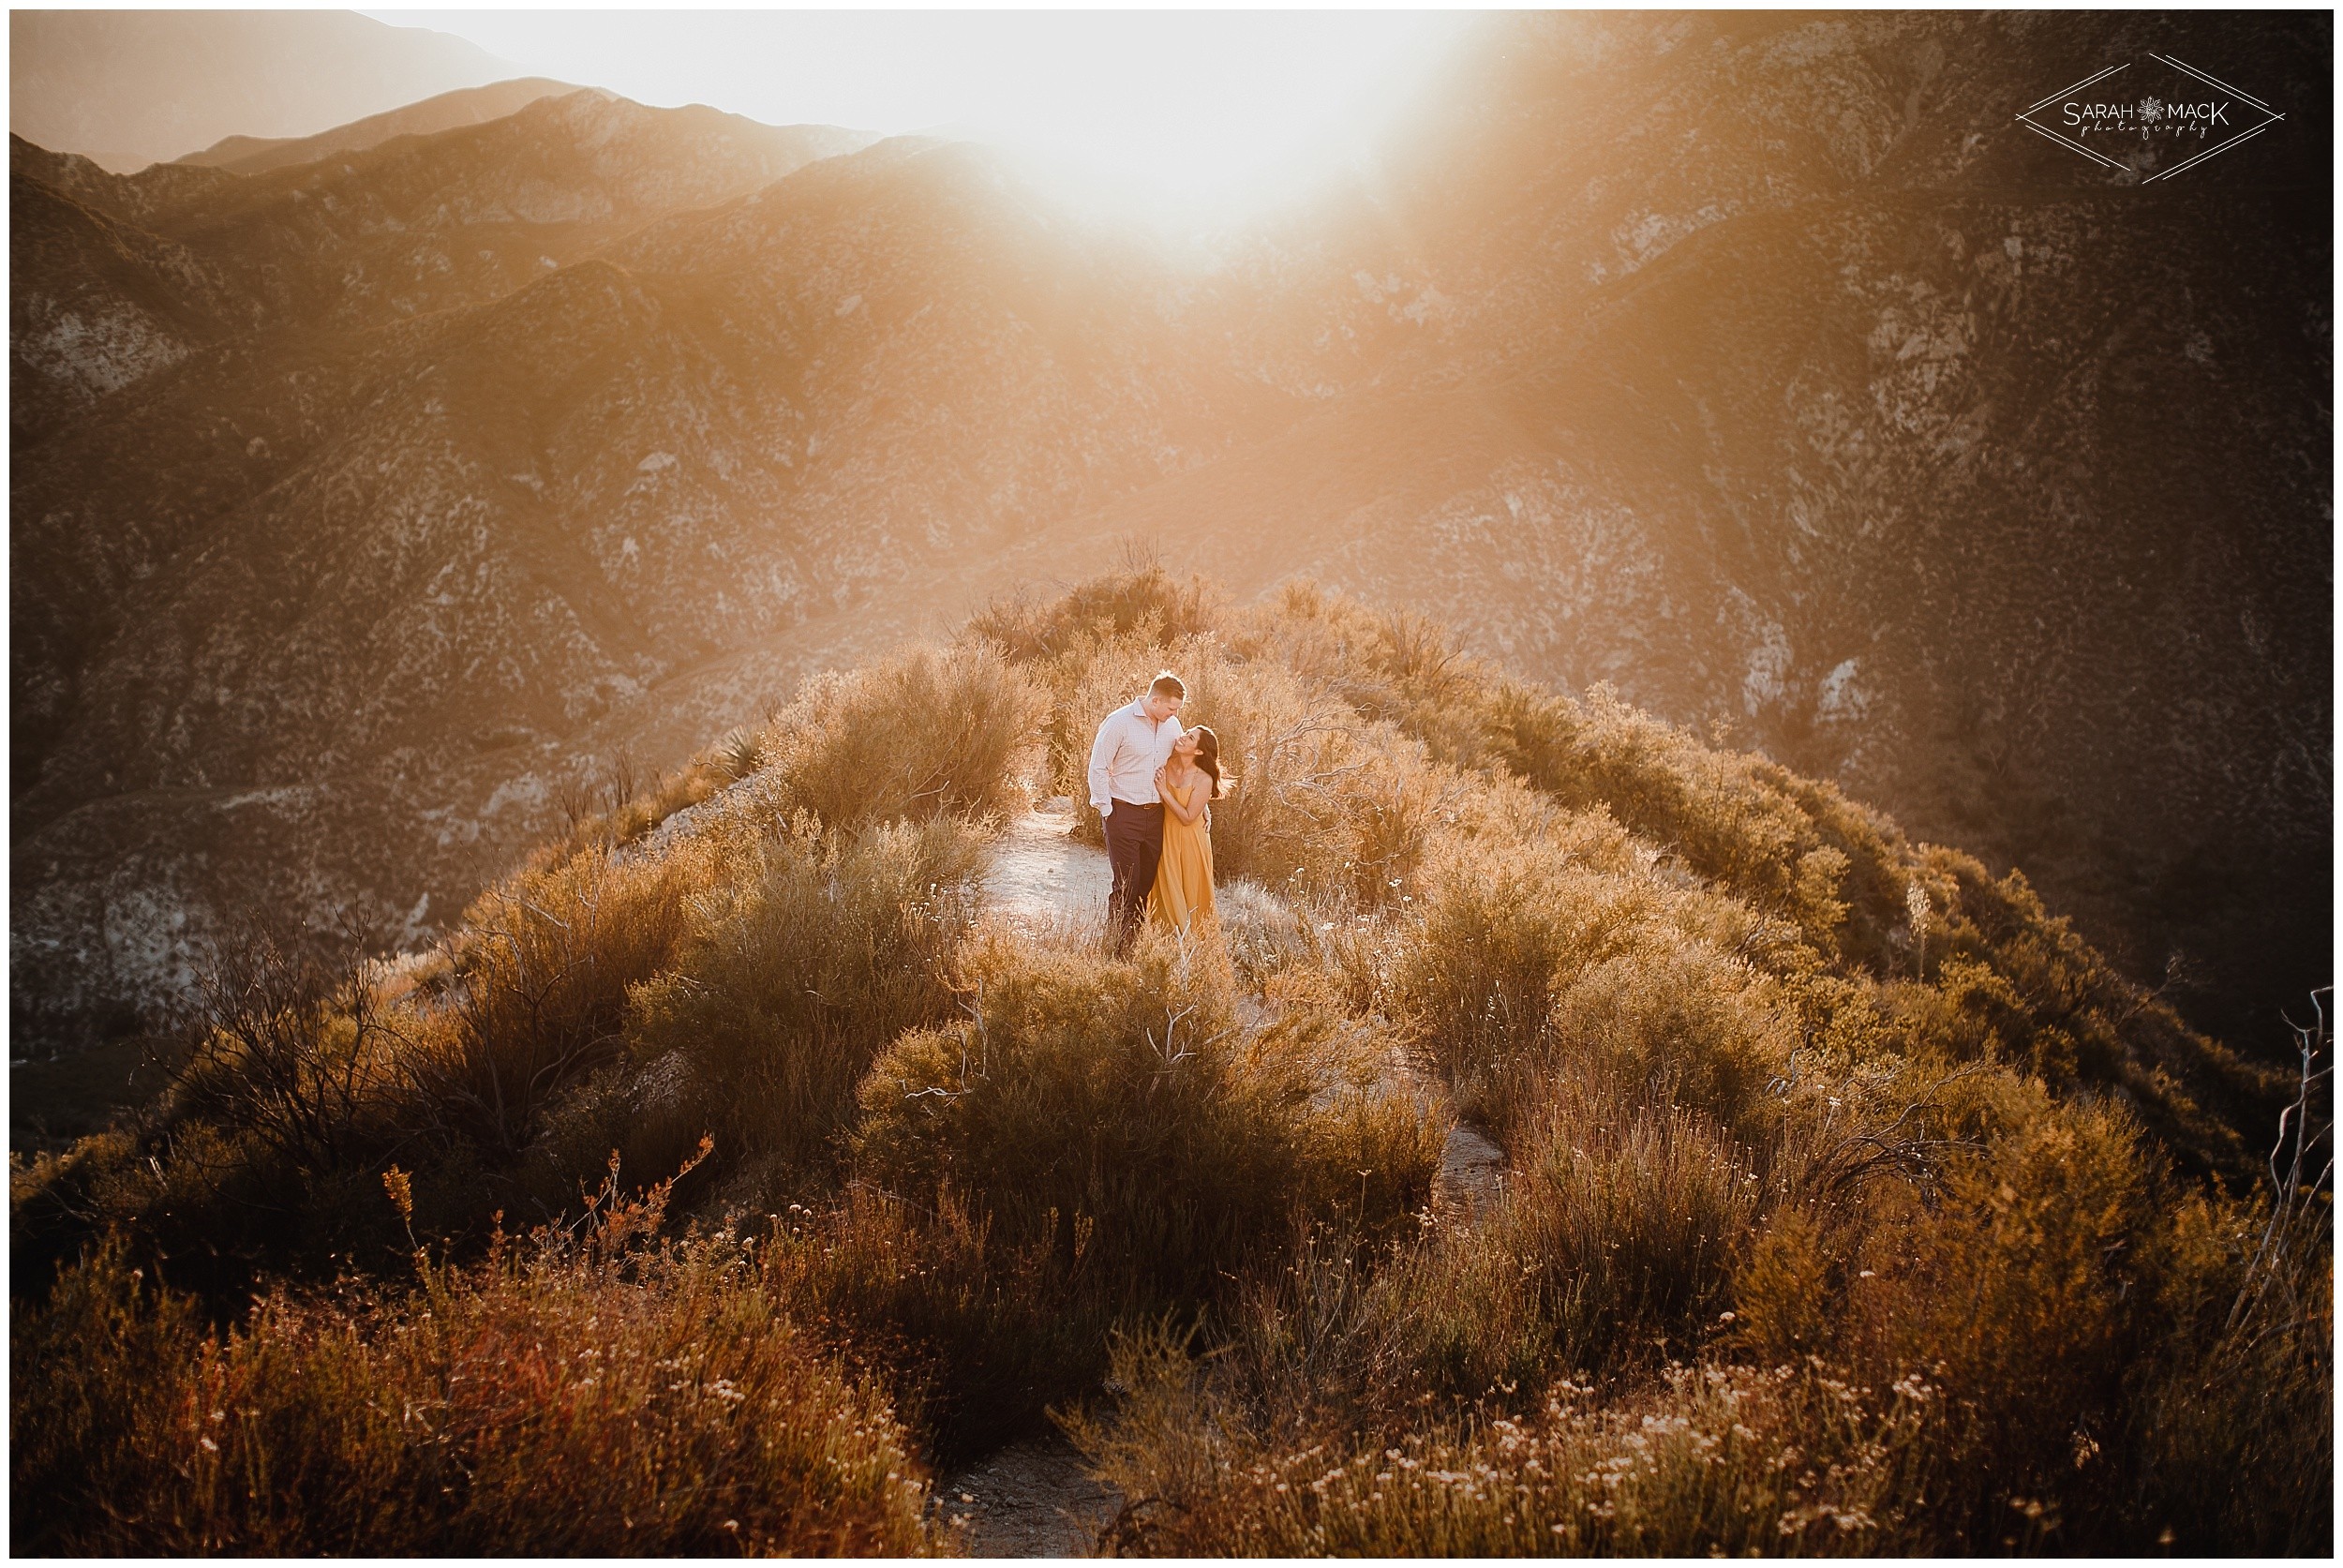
[9,8,520,172]
[174,77,598,175]
[8,9,2328,1059]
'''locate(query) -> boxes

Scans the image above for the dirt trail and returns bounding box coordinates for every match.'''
[939,1435,1122,1558]
[953,796,1508,1555]
[981,796,1113,934]
[1436,1121,1508,1217]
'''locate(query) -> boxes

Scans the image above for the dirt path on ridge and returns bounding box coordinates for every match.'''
[950,796,1508,1555]
[980,796,1113,934]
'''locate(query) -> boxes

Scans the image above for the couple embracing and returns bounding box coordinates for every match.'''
[1086,671,1227,948]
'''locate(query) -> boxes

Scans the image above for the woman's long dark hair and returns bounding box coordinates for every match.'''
[1187,726,1229,799]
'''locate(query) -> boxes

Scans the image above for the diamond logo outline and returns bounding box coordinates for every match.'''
[2014,52,2284,183]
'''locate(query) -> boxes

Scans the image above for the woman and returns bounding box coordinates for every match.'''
[1149,724,1225,936]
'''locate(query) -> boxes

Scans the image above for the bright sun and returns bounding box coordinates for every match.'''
[365,8,1477,231]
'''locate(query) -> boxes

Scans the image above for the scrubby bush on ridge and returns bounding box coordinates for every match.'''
[12,569,2326,1555]
[856,926,1442,1296]
[14,1188,940,1556]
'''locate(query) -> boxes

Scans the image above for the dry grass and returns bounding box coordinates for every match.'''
[12,1187,942,1556]
[13,565,2325,1554]
[1079,1326,1952,1557]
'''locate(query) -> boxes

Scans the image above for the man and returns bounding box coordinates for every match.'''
[1088,671,1186,948]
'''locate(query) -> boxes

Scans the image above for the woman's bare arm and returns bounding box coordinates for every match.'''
[1163,771,1205,825]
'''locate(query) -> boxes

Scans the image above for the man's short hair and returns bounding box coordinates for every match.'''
[1149,671,1186,701]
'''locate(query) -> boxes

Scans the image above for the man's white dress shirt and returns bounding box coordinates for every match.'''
[1088,698,1184,814]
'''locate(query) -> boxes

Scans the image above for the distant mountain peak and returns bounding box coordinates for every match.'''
[173,77,604,177]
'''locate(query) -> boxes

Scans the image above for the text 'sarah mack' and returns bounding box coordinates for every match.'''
[2064,97,2231,130]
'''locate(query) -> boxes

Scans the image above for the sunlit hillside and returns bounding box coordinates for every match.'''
[9,11,2327,1083]
[11,569,2326,1556]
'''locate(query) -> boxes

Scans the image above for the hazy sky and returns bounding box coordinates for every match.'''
[365,9,1477,225]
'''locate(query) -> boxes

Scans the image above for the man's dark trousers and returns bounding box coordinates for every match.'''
[1102,799,1164,948]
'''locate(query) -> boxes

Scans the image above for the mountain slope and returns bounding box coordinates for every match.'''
[175,77,591,175]
[1030,9,2332,1041]
[11,569,2320,1556]
[9,8,516,172]
[8,157,259,445]
[8,10,2328,1058]
[147,90,875,335]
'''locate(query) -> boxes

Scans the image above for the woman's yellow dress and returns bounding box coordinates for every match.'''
[1149,776,1216,934]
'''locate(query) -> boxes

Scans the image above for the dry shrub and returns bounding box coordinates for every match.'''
[1725,1060,2331,1552]
[1079,1326,1946,1557]
[168,916,397,1180]
[1300,1079,1449,1244]
[855,927,1298,1292]
[1082,1075,2329,1558]
[1492,681,2275,1177]
[764,641,1043,831]
[536,755,727,868]
[761,1182,1115,1466]
[1225,580,1499,769]
[12,1215,939,1556]
[1487,681,1902,960]
[1172,650,1446,908]
[1500,1087,1755,1368]
[1388,837,1581,1120]
[1388,829,1652,1127]
[1545,936,1800,1134]
[2125,1187,2333,1554]
[1828,1105,2152,1513]
[1394,1079,1757,1397]
[1216,877,1313,985]
[965,563,1218,664]
[397,838,714,1158]
[1392,810,1810,1141]
[855,927,1431,1296]
[612,814,988,1194]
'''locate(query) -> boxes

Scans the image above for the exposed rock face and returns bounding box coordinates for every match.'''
[1061,9,2333,1045]
[10,11,2328,1055]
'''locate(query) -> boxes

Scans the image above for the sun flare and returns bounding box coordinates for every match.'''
[366,8,1477,229]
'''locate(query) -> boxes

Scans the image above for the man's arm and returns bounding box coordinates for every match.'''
[1087,712,1120,815]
